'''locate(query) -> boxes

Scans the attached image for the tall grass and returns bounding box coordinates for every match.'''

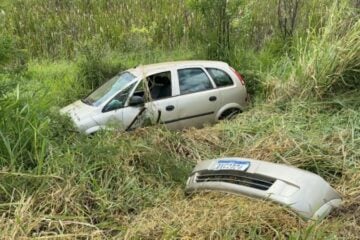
[261,2,360,101]
[0,34,27,73]
[1,48,359,238]
[0,86,358,238]
[0,0,359,238]
[0,94,48,171]
[3,0,188,58]
[2,0,344,62]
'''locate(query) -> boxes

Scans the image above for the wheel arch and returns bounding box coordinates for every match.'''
[215,103,243,120]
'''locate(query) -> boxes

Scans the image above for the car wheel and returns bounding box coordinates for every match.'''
[219,108,242,120]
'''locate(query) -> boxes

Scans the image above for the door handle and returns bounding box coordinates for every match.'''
[166,105,175,111]
[209,96,217,102]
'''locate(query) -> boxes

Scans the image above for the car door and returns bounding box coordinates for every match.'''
[122,69,180,130]
[174,67,220,128]
[145,97,179,130]
[206,67,246,110]
[92,82,136,131]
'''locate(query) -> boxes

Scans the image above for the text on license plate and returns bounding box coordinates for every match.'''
[214,160,250,171]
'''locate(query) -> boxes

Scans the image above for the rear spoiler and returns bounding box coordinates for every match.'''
[185,158,342,220]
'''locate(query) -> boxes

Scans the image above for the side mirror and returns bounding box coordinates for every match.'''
[104,99,123,112]
[129,96,144,106]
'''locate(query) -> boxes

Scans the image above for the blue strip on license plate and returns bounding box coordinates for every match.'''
[214,160,250,171]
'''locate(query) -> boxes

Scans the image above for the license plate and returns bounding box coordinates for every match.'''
[213,160,250,171]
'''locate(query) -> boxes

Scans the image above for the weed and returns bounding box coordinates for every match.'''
[0,0,359,238]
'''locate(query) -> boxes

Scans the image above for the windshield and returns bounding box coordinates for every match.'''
[103,82,137,112]
[83,71,136,106]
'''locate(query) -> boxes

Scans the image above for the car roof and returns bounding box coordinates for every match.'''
[128,60,229,76]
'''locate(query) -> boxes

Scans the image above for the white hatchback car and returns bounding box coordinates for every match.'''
[60,60,248,134]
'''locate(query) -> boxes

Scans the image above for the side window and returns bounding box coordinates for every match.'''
[132,71,172,101]
[147,71,172,100]
[132,80,145,98]
[178,68,213,95]
[206,68,234,87]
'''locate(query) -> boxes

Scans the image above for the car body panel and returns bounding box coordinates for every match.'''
[60,60,248,134]
[174,88,220,128]
[124,68,181,130]
[59,100,98,132]
[216,103,243,120]
[185,158,342,220]
[172,65,221,128]
[146,97,180,129]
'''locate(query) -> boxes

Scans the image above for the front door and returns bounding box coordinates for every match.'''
[123,70,180,130]
[92,82,136,131]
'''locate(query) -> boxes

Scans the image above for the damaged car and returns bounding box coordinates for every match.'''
[60,61,248,134]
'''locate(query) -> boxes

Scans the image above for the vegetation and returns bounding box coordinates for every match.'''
[0,0,359,238]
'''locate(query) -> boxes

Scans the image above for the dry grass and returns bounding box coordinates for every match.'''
[123,191,303,239]
[1,96,358,239]
[1,1,359,238]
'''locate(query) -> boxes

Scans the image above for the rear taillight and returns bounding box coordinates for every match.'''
[230,67,245,85]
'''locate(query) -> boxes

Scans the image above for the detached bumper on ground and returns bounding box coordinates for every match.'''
[185,158,342,220]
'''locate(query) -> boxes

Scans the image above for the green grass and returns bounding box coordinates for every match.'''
[260,1,360,102]
[0,0,359,238]
[0,56,359,238]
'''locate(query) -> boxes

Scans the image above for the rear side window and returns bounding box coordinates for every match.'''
[206,68,234,87]
[178,68,213,95]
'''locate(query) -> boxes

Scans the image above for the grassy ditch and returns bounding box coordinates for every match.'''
[0,1,359,238]
[0,73,359,238]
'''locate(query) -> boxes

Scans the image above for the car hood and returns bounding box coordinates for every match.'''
[60,100,97,122]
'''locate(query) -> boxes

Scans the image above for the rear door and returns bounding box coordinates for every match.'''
[206,66,246,109]
[174,67,220,128]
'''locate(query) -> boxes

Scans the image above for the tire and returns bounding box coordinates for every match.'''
[219,108,242,120]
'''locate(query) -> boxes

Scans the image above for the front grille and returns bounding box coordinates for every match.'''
[195,170,276,191]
